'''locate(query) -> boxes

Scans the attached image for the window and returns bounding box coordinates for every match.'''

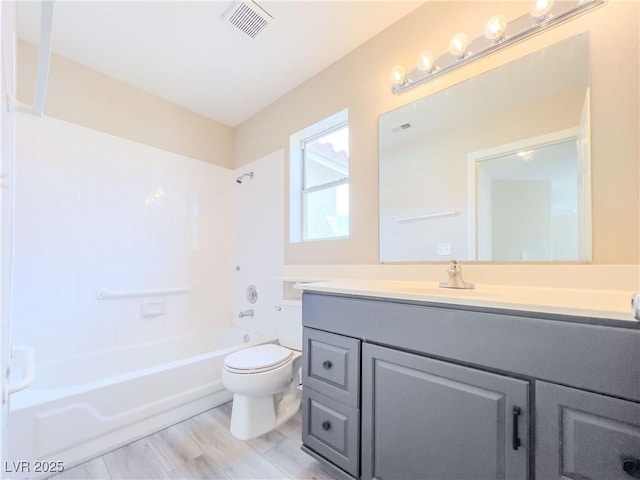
[290,110,349,242]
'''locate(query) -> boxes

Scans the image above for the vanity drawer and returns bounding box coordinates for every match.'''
[303,327,360,407]
[302,388,359,478]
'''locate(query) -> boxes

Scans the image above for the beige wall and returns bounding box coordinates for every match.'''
[234,1,640,265]
[14,2,640,266]
[17,40,233,168]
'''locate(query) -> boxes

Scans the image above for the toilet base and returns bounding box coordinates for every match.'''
[229,382,301,440]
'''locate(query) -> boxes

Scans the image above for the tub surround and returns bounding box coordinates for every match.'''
[12,113,235,363]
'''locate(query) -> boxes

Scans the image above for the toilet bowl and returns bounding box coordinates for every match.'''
[222,343,302,440]
[223,302,303,440]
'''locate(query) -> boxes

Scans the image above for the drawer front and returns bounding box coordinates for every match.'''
[303,328,360,407]
[536,381,640,480]
[302,388,359,477]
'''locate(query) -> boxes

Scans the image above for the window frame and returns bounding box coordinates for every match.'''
[289,109,349,243]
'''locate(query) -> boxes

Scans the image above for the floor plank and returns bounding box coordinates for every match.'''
[263,438,337,480]
[48,401,331,480]
[102,438,170,480]
[212,450,289,480]
[276,410,303,444]
[181,410,252,461]
[167,454,229,480]
[51,457,111,480]
[146,423,205,471]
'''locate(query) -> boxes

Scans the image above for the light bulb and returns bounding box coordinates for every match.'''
[485,14,507,41]
[517,150,535,162]
[448,33,469,58]
[530,0,554,19]
[416,50,436,73]
[390,66,406,86]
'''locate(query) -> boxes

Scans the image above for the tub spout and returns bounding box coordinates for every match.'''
[238,309,254,318]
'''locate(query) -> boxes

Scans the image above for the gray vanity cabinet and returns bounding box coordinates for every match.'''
[300,291,640,480]
[361,343,529,480]
[535,381,640,480]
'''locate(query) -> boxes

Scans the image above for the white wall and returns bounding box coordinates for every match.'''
[232,150,287,340]
[11,113,234,362]
[1,0,16,464]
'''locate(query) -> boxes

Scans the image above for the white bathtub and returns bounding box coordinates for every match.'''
[8,327,275,477]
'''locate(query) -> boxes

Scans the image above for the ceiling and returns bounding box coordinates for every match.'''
[16,1,424,127]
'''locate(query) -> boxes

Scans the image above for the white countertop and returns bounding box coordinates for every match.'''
[296,279,639,323]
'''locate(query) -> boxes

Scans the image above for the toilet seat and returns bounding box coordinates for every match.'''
[224,344,293,374]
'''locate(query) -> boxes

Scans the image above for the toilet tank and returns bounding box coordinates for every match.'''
[276,303,302,350]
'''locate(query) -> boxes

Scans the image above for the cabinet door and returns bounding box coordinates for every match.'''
[362,343,529,480]
[536,381,640,480]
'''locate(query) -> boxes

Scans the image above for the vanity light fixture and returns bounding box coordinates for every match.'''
[448,33,469,58]
[484,15,507,42]
[417,50,436,73]
[391,0,605,94]
[390,66,406,86]
[530,0,555,20]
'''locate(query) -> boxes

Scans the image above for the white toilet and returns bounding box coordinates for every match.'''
[222,304,302,440]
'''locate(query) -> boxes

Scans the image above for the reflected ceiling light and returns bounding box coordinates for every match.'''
[390,66,406,86]
[517,150,535,162]
[449,33,469,58]
[530,0,555,19]
[485,15,507,41]
[416,50,436,73]
[390,0,605,95]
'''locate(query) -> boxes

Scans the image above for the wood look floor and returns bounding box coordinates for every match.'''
[51,402,336,480]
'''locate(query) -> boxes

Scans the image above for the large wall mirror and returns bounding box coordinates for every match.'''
[379,34,590,263]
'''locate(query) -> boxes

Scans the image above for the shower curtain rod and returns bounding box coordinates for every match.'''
[33,0,55,116]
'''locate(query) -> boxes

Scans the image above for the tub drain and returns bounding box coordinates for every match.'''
[243,333,250,343]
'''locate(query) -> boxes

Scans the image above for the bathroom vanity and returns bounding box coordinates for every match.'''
[298,281,640,480]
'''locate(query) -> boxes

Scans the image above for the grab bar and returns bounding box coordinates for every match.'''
[8,345,35,394]
[396,211,459,223]
[96,285,191,300]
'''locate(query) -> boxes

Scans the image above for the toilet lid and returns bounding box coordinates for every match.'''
[224,344,292,372]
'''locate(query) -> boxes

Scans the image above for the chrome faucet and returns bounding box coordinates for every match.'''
[238,309,254,318]
[439,260,474,289]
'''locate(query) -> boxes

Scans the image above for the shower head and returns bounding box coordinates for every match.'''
[236,172,254,184]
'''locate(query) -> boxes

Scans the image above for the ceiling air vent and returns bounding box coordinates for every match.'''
[392,123,413,133]
[222,1,274,39]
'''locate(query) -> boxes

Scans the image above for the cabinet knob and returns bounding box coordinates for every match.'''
[622,457,640,478]
[322,360,332,370]
[321,421,331,431]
